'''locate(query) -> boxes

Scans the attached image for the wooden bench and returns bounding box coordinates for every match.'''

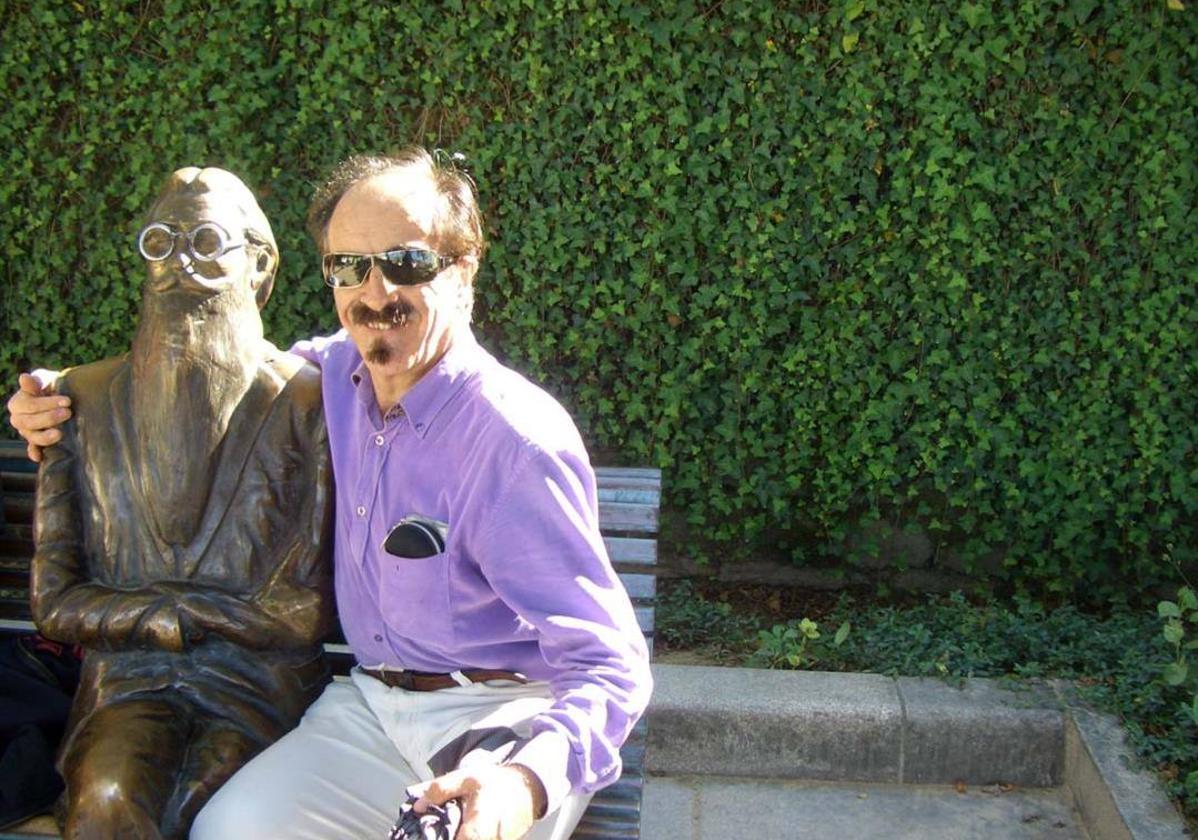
[0,439,659,840]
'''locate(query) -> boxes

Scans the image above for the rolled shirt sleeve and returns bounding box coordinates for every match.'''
[473,447,652,814]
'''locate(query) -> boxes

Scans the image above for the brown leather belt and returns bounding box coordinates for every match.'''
[361,667,528,691]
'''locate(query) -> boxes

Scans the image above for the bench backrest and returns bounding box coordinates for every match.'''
[0,441,36,628]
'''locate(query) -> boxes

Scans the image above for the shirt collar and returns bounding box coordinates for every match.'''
[348,329,486,438]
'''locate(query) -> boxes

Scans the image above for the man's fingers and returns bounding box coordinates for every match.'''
[8,373,71,435]
[415,771,478,809]
[22,427,65,465]
[20,369,61,396]
[6,370,69,464]
[10,404,71,430]
[411,766,537,840]
[17,372,44,396]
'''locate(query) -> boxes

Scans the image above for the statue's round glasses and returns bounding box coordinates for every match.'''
[321,248,456,289]
[138,222,245,263]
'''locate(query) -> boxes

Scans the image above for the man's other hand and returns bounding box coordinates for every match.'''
[6,370,70,463]
[412,763,547,840]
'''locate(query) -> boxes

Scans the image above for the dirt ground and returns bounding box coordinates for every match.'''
[678,578,849,621]
[652,578,854,666]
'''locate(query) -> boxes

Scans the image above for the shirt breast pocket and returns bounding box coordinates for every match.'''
[377,552,455,648]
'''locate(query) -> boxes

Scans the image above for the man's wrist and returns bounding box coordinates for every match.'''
[506,763,548,820]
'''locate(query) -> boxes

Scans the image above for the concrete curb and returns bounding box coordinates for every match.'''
[646,665,1062,786]
[644,664,1190,838]
[1055,683,1188,840]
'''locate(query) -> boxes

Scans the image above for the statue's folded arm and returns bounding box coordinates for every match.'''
[31,420,334,653]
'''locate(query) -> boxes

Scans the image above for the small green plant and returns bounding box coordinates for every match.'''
[1158,586,1198,727]
[749,617,851,670]
[1156,584,1198,819]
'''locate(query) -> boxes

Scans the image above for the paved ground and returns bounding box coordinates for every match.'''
[642,775,1089,840]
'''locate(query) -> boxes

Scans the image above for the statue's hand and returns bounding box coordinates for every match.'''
[138,601,187,652]
[6,370,70,463]
[143,582,206,648]
[152,582,255,645]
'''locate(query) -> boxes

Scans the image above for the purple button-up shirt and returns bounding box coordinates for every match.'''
[289,328,652,811]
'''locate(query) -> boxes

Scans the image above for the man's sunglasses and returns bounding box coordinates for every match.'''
[321,248,457,289]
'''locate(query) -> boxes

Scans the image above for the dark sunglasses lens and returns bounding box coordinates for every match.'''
[378,250,440,286]
[140,227,174,259]
[190,225,225,260]
[324,255,370,288]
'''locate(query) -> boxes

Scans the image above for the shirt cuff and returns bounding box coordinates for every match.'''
[506,730,572,817]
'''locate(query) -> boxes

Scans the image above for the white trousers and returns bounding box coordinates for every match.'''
[190,670,592,840]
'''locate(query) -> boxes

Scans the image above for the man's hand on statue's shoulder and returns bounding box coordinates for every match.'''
[6,370,69,463]
[412,763,547,840]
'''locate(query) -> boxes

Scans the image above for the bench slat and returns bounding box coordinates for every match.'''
[572,820,642,839]
[0,816,57,838]
[633,605,654,632]
[4,495,35,525]
[619,573,655,601]
[597,488,659,506]
[597,502,658,533]
[604,536,656,567]
[593,466,660,482]
[1,471,36,493]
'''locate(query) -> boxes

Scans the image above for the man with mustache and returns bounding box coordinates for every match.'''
[23,166,334,839]
[9,148,652,840]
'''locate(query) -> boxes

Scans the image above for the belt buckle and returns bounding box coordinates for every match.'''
[390,669,418,690]
[368,667,417,690]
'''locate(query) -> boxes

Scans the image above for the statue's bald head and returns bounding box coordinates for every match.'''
[146,167,279,308]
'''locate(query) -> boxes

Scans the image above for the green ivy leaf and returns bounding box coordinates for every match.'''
[1178,588,1198,612]
[834,621,852,647]
[1163,662,1189,686]
[1164,619,1185,645]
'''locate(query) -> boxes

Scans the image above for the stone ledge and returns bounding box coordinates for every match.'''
[646,665,902,782]
[646,665,1063,787]
[1056,683,1188,840]
[898,676,1063,786]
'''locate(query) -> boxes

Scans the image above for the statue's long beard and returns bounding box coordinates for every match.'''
[129,286,263,544]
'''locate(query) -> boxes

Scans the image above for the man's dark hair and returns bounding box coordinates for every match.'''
[306,147,487,260]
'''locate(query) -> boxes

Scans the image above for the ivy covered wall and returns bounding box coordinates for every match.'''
[1,1,1194,597]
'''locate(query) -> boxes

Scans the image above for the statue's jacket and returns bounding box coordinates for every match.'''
[30,349,335,750]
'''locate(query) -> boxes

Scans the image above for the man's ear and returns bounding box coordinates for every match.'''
[454,256,478,319]
[456,255,479,285]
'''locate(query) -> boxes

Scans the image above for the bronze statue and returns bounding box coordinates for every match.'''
[30,167,334,840]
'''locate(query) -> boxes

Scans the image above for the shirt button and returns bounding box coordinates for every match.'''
[414,422,425,432]
[356,506,366,517]
[373,634,383,643]
[375,434,384,446]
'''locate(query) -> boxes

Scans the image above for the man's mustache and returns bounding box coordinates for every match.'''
[349,300,415,326]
